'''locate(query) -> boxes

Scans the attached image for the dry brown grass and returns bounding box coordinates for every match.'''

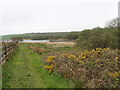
[28,45,48,54]
[20,41,75,47]
[0,42,2,45]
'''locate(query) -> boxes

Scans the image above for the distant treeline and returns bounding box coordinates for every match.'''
[2,32,77,40]
[30,32,70,40]
[2,18,119,49]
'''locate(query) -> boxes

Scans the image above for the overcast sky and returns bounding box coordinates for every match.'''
[0,0,119,35]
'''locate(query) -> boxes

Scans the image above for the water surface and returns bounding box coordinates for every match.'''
[22,39,50,42]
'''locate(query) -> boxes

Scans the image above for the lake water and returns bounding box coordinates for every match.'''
[22,39,50,42]
[0,40,12,42]
[1,39,66,42]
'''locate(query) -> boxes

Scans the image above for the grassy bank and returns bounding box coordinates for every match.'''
[2,43,74,88]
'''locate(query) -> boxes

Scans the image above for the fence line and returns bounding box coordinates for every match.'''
[0,40,18,64]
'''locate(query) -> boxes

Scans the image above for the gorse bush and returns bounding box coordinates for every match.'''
[76,27,118,49]
[45,48,120,88]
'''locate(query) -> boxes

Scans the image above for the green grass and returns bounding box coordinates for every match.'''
[2,43,74,88]
[0,66,2,89]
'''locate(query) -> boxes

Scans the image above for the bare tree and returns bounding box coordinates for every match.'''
[105,18,120,28]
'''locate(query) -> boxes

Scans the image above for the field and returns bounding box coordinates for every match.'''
[2,43,74,88]
[2,42,120,88]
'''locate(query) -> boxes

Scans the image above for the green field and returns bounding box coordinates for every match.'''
[2,42,120,88]
[2,43,74,88]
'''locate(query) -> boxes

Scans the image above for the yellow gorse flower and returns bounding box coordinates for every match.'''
[62,53,69,56]
[96,48,99,50]
[44,65,49,69]
[68,55,76,59]
[44,64,54,72]
[92,49,95,52]
[109,71,120,78]
[79,60,84,64]
[81,56,86,59]
[115,57,119,60]
[103,48,110,50]
[47,56,56,62]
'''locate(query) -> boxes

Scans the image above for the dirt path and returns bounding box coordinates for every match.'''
[2,43,73,88]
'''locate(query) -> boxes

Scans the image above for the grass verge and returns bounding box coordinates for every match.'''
[2,43,74,88]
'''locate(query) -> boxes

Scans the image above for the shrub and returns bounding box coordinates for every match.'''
[44,48,120,88]
[76,27,118,49]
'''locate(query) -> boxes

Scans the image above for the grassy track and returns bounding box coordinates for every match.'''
[2,43,73,88]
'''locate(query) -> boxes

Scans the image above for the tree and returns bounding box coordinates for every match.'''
[105,18,120,28]
[67,32,79,40]
[12,37,23,42]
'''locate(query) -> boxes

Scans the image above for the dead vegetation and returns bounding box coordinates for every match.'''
[28,45,49,54]
[45,48,120,88]
[20,41,75,47]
